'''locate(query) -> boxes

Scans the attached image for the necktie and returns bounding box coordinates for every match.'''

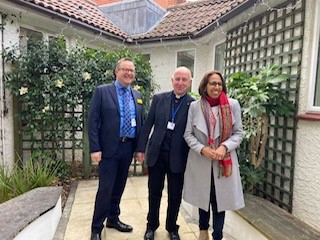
[120,87,131,136]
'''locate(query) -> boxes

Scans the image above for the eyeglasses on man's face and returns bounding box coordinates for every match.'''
[119,68,135,73]
[208,81,223,87]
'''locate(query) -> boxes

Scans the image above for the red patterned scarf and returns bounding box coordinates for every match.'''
[201,92,233,177]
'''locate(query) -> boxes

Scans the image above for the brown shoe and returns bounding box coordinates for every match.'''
[198,230,209,240]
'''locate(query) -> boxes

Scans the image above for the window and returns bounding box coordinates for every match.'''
[214,42,226,72]
[308,2,320,111]
[177,50,195,77]
[19,27,42,51]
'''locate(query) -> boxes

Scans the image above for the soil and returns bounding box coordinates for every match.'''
[54,178,73,211]
[56,164,99,211]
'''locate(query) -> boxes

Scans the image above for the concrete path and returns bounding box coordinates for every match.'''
[62,176,233,240]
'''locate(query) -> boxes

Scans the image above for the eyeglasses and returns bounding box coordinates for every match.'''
[208,82,223,87]
[119,68,135,73]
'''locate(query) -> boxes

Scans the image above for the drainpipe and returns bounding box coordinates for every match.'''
[0,13,7,166]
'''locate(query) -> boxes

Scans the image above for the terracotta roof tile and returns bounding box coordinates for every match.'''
[134,0,247,40]
[19,0,250,42]
[27,0,127,38]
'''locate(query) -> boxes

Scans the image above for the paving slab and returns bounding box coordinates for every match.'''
[61,176,233,240]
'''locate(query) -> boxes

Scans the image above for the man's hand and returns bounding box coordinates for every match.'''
[91,151,102,164]
[136,152,144,163]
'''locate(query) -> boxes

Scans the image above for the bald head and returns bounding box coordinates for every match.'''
[172,66,192,80]
[171,66,192,96]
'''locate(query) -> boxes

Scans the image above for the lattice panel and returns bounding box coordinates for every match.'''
[224,0,304,212]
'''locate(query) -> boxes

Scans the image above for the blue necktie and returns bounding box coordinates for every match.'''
[120,88,131,136]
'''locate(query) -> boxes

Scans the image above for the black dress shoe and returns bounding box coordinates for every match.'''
[144,229,155,240]
[90,232,101,240]
[169,231,180,240]
[106,220,133,232]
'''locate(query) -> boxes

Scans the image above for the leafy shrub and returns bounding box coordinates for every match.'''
[228,65,294,192]
[0,152,60,202]
[4,36,157,177]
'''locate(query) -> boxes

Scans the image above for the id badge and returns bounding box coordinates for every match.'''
[167,121,175,130]
[131,118,137,127]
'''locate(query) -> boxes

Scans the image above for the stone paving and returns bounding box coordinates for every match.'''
[62,176,233,240]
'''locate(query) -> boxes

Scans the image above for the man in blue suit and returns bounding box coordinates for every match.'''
[89,57,143,240]
[136,66,194,240]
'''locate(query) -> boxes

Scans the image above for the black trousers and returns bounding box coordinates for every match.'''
[91,141,134,234]
[146,151,184,232]
[199,169,225,240]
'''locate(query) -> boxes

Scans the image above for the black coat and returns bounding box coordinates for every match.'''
[136,91,194,173]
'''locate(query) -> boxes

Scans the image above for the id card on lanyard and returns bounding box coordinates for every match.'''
[167,95,185,130]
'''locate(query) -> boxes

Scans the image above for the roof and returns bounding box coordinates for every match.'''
[135,0,248,41]
[19,0,127,38]
[92,0,186,9]
[15,0,253,43]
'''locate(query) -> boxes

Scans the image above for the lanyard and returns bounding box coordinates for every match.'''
[171,95,185,123]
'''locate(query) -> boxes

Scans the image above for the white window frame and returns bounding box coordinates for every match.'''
[212,38,226,73]
[19,25,70,50]
[176,49,196,75]
[176,49,196,91]
[307,1,320,112]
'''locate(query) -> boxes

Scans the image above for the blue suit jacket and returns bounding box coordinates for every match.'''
[88,83,143,158]
[136,91,194,173]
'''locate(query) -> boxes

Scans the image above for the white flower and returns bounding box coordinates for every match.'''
[83,72,91,81]
[19,87,28,95]
[55,80,64,88]
[104,70,111,79]
[42,105,50,113]
[133,85,141,91]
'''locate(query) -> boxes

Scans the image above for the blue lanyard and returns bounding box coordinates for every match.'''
[171,95,185,123]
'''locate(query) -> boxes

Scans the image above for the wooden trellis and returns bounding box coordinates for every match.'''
[224,0,304,212]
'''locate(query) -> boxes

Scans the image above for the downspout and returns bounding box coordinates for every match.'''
[0,13,7,166]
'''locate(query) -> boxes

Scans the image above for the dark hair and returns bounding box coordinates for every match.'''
[116,57,134,69]
[198,70,227,97]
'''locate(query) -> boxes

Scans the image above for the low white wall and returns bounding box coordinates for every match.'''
[13,196,62,240]
[182,201,267,240]
[224,211,267,240]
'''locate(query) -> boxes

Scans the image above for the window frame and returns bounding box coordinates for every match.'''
[176,49,195,77]
[212,39,226,73]
[176,49,195,92]
[307,1,320,113]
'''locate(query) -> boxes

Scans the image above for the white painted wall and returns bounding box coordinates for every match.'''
[131,30,225,94]
[1,15,20,169]
[293,0,320,231]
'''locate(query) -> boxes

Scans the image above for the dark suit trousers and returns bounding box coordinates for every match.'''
[199,169,225,240]
[91,141,135,234]
[147,151,184,232]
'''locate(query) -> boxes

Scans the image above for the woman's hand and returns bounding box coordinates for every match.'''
[201,145,227,161]
[213,145,227,160]
[201,146,215,159]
